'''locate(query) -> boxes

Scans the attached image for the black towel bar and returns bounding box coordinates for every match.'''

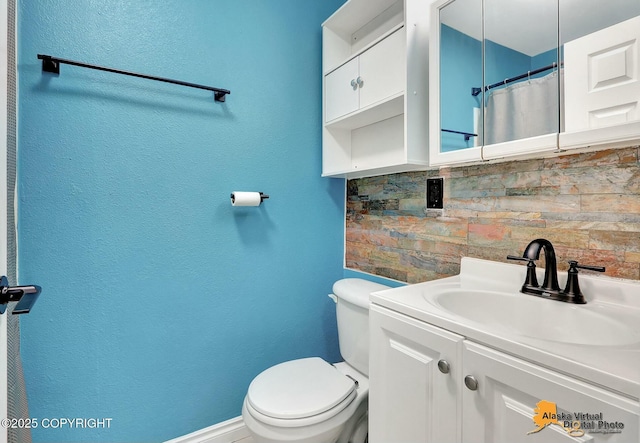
[37,54,230,102]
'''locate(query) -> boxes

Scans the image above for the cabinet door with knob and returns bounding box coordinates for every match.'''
[369,305,463,443]
[325,57,360,123]
[462,341,639,443]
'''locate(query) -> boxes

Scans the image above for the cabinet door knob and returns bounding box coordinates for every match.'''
[464,375,478,391]
[350,79,358,90]
[437,359,450,374]
[356,76,363,87]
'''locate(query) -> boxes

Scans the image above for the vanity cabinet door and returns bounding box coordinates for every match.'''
[461,341,639,443]
[369,305,463,443]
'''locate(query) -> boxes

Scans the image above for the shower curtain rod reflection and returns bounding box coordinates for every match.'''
[472,62,559,96]
[37,54,231,102]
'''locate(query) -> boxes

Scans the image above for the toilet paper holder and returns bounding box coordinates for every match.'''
[230,192,269,206]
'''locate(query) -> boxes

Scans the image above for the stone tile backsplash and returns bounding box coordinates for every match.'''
[346,146,640,283]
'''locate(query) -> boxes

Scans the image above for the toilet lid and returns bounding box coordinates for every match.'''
[247,357,356,420]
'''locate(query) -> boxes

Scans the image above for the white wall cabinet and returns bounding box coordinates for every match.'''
[369,304,640,443]
[322,0,430,179]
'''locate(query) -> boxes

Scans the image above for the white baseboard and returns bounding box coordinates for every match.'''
[164,416,252,443]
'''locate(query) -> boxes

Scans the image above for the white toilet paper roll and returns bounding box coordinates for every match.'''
[230,191,262,207]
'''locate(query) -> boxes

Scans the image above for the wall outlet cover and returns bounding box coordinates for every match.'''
[427,178,444,209]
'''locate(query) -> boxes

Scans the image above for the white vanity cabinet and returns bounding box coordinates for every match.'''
[322,0,430,179]
[369,304,640,443]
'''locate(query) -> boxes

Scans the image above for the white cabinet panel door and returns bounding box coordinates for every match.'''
[324,58,359,123]
[462,341,639,443]
[564,15,640,131]
[369,306,463,443]
[359,27,405,110]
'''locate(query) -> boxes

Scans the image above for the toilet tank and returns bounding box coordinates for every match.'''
[332,278,390,376]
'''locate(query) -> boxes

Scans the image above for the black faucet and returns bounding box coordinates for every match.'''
[507,238,605,304]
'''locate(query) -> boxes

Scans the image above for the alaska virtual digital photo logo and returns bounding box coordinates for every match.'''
[528,400,625,438]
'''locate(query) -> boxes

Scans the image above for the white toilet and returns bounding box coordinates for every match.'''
[241,278,390,443]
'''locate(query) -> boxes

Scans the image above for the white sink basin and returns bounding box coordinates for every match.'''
[370,257,640,397]
[431,289,640,346]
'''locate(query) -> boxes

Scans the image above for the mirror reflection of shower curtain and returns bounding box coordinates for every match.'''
[484,71,559,145]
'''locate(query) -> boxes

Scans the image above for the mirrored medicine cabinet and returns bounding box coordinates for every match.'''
[429,0,640,166]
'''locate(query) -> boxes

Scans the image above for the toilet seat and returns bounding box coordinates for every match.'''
[246,357,357,427]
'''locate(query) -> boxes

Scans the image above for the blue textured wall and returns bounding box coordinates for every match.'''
[17,1,345,441]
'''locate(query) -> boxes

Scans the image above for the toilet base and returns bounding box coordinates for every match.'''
[336,400,368,443]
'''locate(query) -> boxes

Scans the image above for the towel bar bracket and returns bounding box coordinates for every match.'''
[41,56,60,74]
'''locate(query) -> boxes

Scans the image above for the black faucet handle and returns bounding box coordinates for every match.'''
[562,261,605,304]
[507,255,539,289]
[569,260,606,273]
